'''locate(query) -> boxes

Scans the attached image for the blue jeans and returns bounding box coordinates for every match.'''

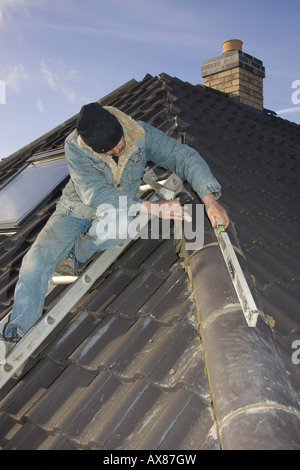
[5,207,134,338]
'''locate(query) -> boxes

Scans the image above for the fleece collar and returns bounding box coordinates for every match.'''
[77,106,145,183]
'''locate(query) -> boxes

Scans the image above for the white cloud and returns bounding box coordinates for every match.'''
[41,0,209,49]
[276,106,300,115]
[0,0,27,27]
[45,21,207,49]
[40,59,78,103]
[0,64,29,93]
[36,96,43,112]
[0,0,44,27]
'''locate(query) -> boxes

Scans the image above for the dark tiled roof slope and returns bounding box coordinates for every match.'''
[109,72,300,397]
[157,75,300,394]
[0,73,299,450]
[1,237,219,450]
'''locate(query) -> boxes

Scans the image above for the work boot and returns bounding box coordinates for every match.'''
[0,329,22,364]
[0,329,27,379]
[0,336,15,364]
[55,247,79,276]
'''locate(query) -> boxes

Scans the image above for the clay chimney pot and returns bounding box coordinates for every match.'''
[222,39,243,54]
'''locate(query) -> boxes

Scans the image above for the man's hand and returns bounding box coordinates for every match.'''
[202,193,230,229]
[140,194,229,228]
[140,198,191,221]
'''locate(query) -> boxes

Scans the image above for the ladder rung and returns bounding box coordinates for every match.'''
[50,275,79,285]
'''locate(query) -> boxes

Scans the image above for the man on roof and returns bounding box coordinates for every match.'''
[1,103,229,360]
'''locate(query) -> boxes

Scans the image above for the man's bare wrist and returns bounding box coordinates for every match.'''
[202,193,216,205]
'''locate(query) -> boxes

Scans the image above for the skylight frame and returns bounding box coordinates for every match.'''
[0,149,69,232]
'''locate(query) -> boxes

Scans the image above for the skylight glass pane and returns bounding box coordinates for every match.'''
[0,158,69,229]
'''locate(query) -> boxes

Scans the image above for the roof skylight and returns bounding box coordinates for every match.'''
[0,154,69,231]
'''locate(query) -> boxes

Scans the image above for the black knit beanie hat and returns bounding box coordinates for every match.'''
[77,102,123,153]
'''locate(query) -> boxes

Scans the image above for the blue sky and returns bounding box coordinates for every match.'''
[0,0,299,159]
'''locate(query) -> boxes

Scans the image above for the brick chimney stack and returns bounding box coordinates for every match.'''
[201,39,265,110]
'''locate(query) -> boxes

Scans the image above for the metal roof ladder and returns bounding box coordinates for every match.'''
[0,172,183,388]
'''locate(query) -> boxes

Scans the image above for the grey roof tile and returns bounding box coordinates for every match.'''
[138,268,192,324]
[2,421,78,450]
[73,269,135,314]
[0,413,22,448]
[134,389,216,451]
[140,324,206,392]
[136,239,179,272]
[113,237,164,272]
[0,358,64,419]
[106,270,169,319]
[2,421,50,450]
[69,314,203,392]
[69,314,136,372]
[49,371,131,445]
[41,310,103,364]
[0,271,19,305]
[92,380,173,450]
[24,364,95,433]
[245,244,299,287]
[259,282,299,335]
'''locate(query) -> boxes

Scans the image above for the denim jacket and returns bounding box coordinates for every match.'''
[58,107,221,219]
